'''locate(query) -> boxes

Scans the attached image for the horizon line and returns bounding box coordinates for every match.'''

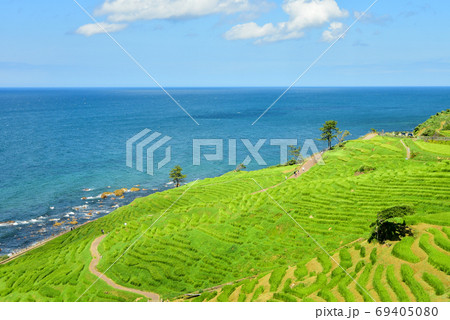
[1,85,450,89]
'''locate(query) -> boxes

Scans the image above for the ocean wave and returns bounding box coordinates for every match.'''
[0,216,47,227]
[63,212,75,217]
[85,195,101,200]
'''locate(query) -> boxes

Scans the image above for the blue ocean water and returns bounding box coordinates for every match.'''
[0,87,449,253]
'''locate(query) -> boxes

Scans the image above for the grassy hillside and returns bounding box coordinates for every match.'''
[0,135,449,302]
[414,109,450,137]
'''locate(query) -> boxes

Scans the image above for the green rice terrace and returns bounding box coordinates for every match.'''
[0,123,449,302]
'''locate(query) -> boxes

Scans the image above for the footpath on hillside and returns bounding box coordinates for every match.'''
[400,139,411,159]
[89,235,160,302]
[253,132,378,194]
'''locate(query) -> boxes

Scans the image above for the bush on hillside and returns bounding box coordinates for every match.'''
[369,206,414,243]
[356,165,376,174]
[422,128,436,136]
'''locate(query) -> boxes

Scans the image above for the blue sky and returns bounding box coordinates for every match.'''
[0,0,449,87]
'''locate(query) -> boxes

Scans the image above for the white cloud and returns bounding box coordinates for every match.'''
[76,0,261,36]
[75,22,127,36]
[321,21,345,42]
[225,0,348,43]
[97,0,254,22]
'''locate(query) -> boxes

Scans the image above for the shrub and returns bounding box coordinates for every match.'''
[370,248,377,264]
[356,165,376,173]
[422,272,445,296]
[419,234,450,274]
[354,243,361,250]
[372,265,391,302]
[422,128,436,136]
[369,206,414,243]
[401,264,430,302]
[391,237,420,263]
[386,265,409,302]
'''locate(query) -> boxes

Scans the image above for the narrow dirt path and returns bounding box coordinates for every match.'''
[252,151,324,194]
[400,139,411,159]
[89,235,160,301]
[361,132,378,140]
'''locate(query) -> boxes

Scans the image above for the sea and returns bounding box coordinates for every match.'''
[0,87,449,254]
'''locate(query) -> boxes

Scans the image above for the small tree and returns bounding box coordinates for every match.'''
[319,120,341,149]
[368,206,414,243]
[337,130,350,146]
[235,163,246,172]
[288,145,302,164]
[169,165,186,187]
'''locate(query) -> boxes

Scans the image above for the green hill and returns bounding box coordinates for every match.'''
[1,128,449,301]
[414,109,450,137]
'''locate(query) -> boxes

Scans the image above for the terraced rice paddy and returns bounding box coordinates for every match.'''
[0,135,449,302]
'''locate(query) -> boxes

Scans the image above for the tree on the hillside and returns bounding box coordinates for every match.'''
[368,206,414,243]
[235,163,246,172]
[288,145,302,164]
[319,120,341,149]
[337,130,351,146]
[169,165,186,187]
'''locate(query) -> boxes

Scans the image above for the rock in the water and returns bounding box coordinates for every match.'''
[130,187,140,192]
[101,192,113,199]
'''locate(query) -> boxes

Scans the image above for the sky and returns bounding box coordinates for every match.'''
[0,0,449,87]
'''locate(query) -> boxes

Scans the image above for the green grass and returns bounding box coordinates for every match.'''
[0,131,449,301]
[422,272,445,296]
[386,265,409,302]
[356,263,374,302]
[216,284,240,302]
[427,228,450,252]
[269,267,288,292]
[443,227,450,238]
[294,264,308,280]
[318,289,338,302]
[339,248,353,269]
[400,264,430,302]
[317,253,332,274]
[251,286,265,302]
[414,109,450,136]
[419,234,450,274]
[241,278,258,294]
[372,265,391,302]
[360,246,366,257]
[370,248,377,264]
[391,237,421,263]
[272,292,297,302]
